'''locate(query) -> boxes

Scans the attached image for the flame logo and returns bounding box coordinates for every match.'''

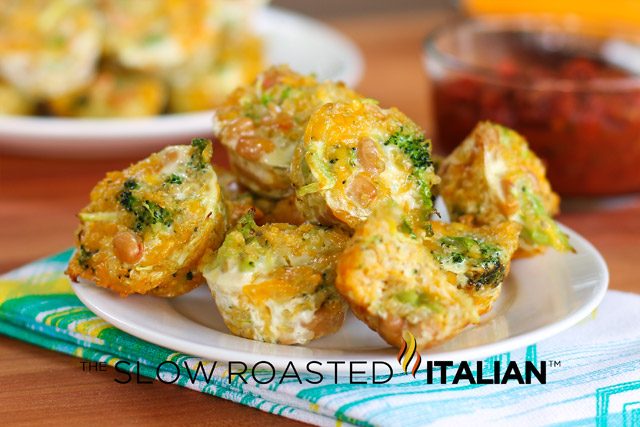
[397,330,421,377]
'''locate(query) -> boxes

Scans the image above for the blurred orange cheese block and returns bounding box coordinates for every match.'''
[464,0,640,28]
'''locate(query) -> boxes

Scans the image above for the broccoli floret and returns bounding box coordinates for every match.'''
[134,200,172,232]
[242,108,261,121]
[119,179,140,210]
[517,184,573,252]
[78,245,97,270]
[165,174,182,185]
[191,137,208,152]
[189,138,211,170]
[432,236,505,289]
[123,179,139,190]
[237,210,258,242]
[231,211,262,271]
[260,92,273,105]
[393,290,444,313]
[384,127,435,213]
[398,218,417,239]
[118,189,136,212]
[384,127,433,170]
[118,182,173,232]
[472,260,505,290]
[279,86,292,102]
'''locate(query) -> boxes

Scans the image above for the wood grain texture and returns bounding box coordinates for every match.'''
[0,335,303,426]
[0,9,638,426]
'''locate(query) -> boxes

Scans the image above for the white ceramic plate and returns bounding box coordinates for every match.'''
[0,7,363,158]
[72,224,608,374]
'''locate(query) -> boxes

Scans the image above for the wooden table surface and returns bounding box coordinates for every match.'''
[1,10,639,426]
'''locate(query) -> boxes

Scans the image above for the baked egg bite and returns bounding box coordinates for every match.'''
[439,121,573,257]
[66,139,226,297]
[335,202,477,349]
[212,65,361,198]
[0,0,102,98]
[102,0,220,73]
[49,66,167,118]
[216,167,304,227]
[201,213,349,345]
[291,99,440,230]
[427,220,520,315]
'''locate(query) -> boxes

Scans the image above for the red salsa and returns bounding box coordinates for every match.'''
[432,48,640,195]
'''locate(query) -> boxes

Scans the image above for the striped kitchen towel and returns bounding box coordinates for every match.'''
[1,250,639,427]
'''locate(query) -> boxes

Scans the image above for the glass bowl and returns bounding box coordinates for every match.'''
[424,17,640,196]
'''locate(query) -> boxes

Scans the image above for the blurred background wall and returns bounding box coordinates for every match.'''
[272,0,453,17]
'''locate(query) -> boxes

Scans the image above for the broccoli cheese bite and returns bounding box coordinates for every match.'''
[49,67,167,118]
[427,220,520,314]
[0,0,103,99]
[216,167,304,227]
[103,0,263,74]
[291,99,440,230]
[201,213,349,345]
[102,0,219,73]
[439,122,573,257]
[66,139,226,297]
[336,204,477,349]
[212,65,361,198]
[335,202,518,349]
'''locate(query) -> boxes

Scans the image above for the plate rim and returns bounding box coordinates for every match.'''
[71,223,609,374]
